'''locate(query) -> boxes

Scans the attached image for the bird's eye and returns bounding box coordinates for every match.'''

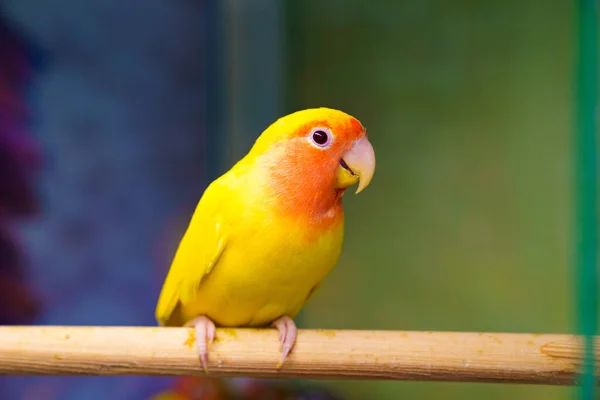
[309,128,332,148]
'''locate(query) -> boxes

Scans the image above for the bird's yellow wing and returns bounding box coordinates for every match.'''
[155,182,228,327]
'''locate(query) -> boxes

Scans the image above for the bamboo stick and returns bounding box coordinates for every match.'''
[0,326,596,385]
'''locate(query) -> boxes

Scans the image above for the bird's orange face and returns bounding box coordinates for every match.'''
[251,108,376,227]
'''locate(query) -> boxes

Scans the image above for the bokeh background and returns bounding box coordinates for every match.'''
[0,1,580,399]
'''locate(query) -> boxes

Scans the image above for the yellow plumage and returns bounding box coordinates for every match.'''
[155,108,375,366]
[155,168,344,327]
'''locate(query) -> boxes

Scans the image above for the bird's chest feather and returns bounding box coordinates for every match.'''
[231,215,343,286]
[189,207,344,326]
[209,213,343,293]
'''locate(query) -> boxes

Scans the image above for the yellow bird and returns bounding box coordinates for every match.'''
[155,107,376,369]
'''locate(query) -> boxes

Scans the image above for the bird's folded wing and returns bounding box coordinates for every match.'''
[155,183,227,326]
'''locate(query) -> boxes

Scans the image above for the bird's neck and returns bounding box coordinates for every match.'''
[257,153,345,230]
[274,174,344,226]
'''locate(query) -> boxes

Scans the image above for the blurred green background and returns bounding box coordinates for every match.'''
[282,1,574,399]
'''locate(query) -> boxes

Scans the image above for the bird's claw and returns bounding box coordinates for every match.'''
[186,315,216,373]
[271,316,297,368]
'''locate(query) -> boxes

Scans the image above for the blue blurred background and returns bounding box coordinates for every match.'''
[0,1,579,399]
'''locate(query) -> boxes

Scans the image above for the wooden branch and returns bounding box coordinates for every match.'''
[0,326,597,385]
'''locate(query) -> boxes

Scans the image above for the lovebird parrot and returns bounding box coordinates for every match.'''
[155,108,376,370]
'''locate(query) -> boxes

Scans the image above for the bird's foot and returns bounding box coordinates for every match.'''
[185,315,216,373]
[270,316,297,368]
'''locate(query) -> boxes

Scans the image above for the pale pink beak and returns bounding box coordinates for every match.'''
[341,137,376,194]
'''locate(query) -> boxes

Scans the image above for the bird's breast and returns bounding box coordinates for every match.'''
[187,209,345,326]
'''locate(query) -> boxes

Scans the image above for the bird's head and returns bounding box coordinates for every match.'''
[246,108,375,220]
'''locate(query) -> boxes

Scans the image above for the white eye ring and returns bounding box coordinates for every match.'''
[308,127,333,149]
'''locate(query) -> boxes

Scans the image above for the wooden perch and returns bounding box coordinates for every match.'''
[0,326,597,385]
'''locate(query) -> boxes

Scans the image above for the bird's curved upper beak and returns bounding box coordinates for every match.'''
[336,136,376,194]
